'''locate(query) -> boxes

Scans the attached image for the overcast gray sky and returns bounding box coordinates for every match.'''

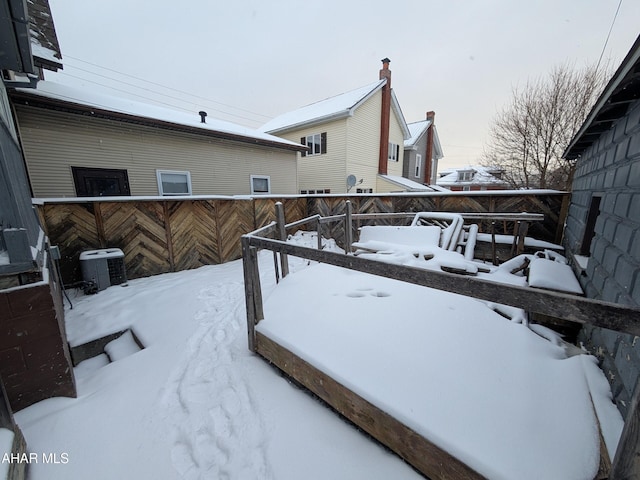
[46,0,640,169]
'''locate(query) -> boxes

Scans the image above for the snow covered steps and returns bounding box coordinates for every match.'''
[70,329,144,367]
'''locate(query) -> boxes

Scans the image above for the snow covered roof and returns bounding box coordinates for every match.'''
[564,33,640,160]
[437,165,508,186]
[261,79,410,139]
[405,119,432,146]
[404,119,444,159]
[28,0,63,71]
[12,81,306,151]
[378,174,435,191]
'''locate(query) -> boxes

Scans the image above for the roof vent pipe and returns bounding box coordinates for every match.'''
[198,111,207,123]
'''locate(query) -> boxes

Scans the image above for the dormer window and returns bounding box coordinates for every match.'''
[458,170,474,182]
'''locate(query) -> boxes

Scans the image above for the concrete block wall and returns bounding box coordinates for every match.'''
[564,99,640,419]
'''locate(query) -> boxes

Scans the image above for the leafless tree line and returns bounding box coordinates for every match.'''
[483,62,611,190]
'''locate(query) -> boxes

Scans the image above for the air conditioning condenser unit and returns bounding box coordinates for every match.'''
[80,248,127,293]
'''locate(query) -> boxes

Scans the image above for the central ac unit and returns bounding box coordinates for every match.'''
[80,248,127,293]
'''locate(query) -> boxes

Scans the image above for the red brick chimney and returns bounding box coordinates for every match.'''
[378,58,391,175]
[424,111,435,184]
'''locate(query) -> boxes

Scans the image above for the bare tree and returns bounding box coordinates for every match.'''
[483,62,610,190]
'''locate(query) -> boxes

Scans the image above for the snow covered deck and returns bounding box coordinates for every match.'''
[242,206,640,479]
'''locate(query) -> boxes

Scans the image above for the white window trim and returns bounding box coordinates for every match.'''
[388,142,399,162]
[250,175,271,194]
[306,133,322,156]
[415,154,422,179]
[156,170,192,196]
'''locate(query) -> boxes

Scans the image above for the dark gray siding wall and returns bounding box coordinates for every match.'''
[564,98,640,419]
[403,133,428,184]
[0,87,41,252]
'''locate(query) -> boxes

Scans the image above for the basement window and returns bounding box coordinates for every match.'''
[156,170,192,195]
[251,175,271,194]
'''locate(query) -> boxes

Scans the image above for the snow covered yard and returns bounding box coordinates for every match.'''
[12,231,624,479]
[13,248,422,480]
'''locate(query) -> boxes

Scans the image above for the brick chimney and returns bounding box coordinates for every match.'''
[378,58,391,175]
[424,111,435,184]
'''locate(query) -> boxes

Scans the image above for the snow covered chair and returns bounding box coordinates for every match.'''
[410,212,465,251]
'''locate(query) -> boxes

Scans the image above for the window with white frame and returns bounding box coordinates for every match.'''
[388,142,400,162]
[458,170,474,182]
[301,132,327,156]
[251,175,271,194]
[415,154,422,178]
[156,170,192,195]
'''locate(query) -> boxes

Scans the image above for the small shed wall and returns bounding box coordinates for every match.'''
[564,98,640,419]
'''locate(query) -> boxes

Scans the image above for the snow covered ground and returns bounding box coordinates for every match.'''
[12,232,623,479]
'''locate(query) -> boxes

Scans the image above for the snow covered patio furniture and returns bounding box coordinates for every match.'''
[241,202,640,480]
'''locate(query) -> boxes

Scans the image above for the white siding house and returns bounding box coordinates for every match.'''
[261,60,421,194]
[10,82,304,197]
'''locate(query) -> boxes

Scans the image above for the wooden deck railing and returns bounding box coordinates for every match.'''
[242,201,640,480]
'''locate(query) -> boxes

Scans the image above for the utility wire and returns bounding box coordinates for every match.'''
[56,68,264,125]
[63,54,272,120]
[595,0,623,72]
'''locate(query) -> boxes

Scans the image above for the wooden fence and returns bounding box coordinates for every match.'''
[35,191,568,284]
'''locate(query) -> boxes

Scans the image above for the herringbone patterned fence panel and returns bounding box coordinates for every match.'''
[41,203,100,283]
[167,200,220,271]
[99,202,171,278]
[216,199,255,263]
[37,192,569,282]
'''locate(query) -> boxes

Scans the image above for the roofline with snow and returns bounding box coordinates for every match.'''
[10,89,307,152]
[264,80,386,135]
[564,33,640,160]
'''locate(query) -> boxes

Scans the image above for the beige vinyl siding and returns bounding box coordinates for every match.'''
[344,89,382,193]
[276,119,347,193]
[386,107,405,178]
[15,106,297,197]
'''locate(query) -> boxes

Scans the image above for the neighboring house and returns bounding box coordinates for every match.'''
[403,111,444,186]
[0,0,76,415]
[261,59,423,194]
[9,82,305,198]
[436,165,508,191]
[563,34,640,422]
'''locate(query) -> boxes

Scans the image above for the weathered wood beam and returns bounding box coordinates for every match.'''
[610,378,640,479]
[245,236,640,336]
[255,332,486,480]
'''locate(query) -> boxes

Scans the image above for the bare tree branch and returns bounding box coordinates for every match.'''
[482,62,611,190]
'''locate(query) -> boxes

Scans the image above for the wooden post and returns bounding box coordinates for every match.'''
[316,217,322,250]
[510,221,520,257]
[491,221,497,266]
[611,378,640,479]
[273,251,280,284]
[345,200,353,254]
[241,237,264,352]
[517,221,528,256]
[275,202,289,278]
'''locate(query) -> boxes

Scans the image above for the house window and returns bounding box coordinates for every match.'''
[356,188,373,193]
[300,188,330,195]
[580,194,602,256]
[462,186,471,192]
[301,132,327,156]
[415,154,422,178]
[156,170,192,195]
[388,142,400,162]
[72,167,131,197]
[251,175,271,194]
[459,171,474,182]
